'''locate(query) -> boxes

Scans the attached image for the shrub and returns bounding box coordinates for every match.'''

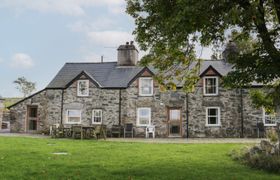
[266,129,279,144]
[230,145,280,173]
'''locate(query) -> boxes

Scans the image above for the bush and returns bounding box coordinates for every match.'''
[230,145,280,173]
[266,129,279,144]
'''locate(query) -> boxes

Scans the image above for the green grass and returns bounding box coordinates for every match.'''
[0,137,279,180]
[3,97,22,109]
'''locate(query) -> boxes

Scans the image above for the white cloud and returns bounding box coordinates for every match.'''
[87,30,133,47]
[0,57,3,63]
[0,0,125,16]
[10,53,34,69]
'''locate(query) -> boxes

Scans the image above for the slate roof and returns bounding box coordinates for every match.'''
[46,60,235,89]
[47,62,146,88]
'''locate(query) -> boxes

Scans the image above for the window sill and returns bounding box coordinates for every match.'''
[92,123,102,125]
[77,95,89,97]
[65,122,82,125]
[203,94,219,97]
[136,124,150,127]
[264,124,277,127]
[205,124,221,127]
[138,94,153,97]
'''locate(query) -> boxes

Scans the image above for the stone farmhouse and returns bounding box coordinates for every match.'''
[8,42,278,138]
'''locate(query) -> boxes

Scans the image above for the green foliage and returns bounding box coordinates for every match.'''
[13,76,36,97]
[230,146,280,173]
[3,98,22,110]
[266,129,279,144]
[0,137,279,179]
[126,0,280,106]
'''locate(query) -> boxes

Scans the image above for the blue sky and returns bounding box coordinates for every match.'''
[0,0,212,98]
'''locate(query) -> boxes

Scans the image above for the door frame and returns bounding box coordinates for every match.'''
[26,105,39,132]
[167,107,182,137]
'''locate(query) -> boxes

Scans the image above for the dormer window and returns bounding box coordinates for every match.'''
[203,76,218,96]
[139,77,153,96]
[77,80,89,96]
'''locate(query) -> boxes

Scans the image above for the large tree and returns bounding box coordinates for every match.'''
[13,77,36,97]
[126,0,280,108]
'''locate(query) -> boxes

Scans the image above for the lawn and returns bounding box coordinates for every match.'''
[0,137,279,180]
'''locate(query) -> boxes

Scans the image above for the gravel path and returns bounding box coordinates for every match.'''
[0,133,264,144]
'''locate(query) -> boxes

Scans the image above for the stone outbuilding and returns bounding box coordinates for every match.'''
[8,42,279,138]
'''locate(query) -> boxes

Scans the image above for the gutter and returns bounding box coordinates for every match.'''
[60,89,64,124]
[240,88,244,138]
[119,89,122,125]
[186,93,189,138]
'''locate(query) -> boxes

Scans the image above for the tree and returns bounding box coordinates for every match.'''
[13,77,36,97]
[126,0,280,107]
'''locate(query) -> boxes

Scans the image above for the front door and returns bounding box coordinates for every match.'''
[27,106,38,131]
[167,108,182,137]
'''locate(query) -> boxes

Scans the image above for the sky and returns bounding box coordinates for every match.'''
[0,0,212,98]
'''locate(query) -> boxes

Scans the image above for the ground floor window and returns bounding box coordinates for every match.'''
[92,109,102,124]
[137,108,151,126]
[263,108,277,126]
[206,107,220,126]
[66,110,81,124]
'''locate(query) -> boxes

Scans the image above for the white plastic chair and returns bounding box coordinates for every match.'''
[146,125,155,138]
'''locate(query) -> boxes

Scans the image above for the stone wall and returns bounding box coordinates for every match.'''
[9,90,62,133]
[8,74,276,138]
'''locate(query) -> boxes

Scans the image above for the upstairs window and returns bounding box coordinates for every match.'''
[263,108,277,126]
[137,108,151,126]
[92,109,102,124]
[203,76,218,96]
[206,107,220,126]
[66,110,81,124]
[77,80,89,96]
[139,77,153,96]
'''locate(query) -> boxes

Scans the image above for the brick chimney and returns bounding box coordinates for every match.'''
[117,41,138,66]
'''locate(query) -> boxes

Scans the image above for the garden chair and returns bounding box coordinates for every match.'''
[146,125,155,138]
[110,125,122,138]
[124,123,134,138]
[72,125,83,139]
[95,125,107,140]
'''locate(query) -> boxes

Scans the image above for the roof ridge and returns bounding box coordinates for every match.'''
[65,61,117,64]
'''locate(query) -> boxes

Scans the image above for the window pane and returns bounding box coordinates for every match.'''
[29,108,38,118]
[208,109,217,116]
[205,78,217,94]
[69,117,81,123]
[94,117,102,123]
[140,109,150,117]
[78,80,89,95]
[139,117,149,125]
[140,79,152,95]
[208,117,217,124]
[68,110,80,117]
[170,110,180,120]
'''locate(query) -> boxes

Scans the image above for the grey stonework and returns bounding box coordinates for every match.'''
[9,75,278,138]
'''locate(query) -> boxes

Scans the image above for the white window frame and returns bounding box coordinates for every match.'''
[139,77,153,96]
[66,109,82,124]
[92,109,102,125]
[263,108,277,126]
[203,76,219,96]
[137,107,151,126]
[77,80,89,97]
[205,107,221,127]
